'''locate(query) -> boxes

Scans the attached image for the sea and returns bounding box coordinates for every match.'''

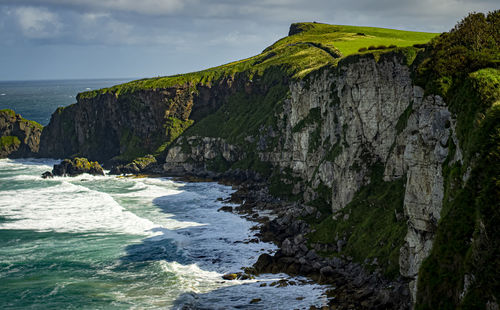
[0,79,330,309]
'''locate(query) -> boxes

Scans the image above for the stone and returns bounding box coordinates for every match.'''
[250,298,261,304]
[52,158,104,177]
[320,266,335,277]
[0,109,42,158]
[218,206,233,212]
[222,273,238,280]
[41,171,53,179]
[254,253,273,273]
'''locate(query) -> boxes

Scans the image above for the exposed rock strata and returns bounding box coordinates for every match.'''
[162,52,459,303]
[36,51,460,305]
[0,109,42,158]
[38,74,263,164]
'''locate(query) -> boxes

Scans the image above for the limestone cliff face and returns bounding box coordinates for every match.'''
[0,109,43,158]
[163,52,459,302]
[38,75,252,164]
[37,50,459,304]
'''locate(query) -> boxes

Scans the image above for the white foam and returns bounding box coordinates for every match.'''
[0,181,161,236]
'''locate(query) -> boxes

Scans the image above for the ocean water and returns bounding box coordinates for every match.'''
[0,79,130,125]
[0,81,330,309]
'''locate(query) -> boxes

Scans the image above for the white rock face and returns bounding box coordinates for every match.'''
[163,136,240,175]
[263,55,458,303]
[164,53,461,304]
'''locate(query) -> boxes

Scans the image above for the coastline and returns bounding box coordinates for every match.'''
[164,168,411,310]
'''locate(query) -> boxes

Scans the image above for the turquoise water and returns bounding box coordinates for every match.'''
[0,80,330,309]
[0,159,330,309]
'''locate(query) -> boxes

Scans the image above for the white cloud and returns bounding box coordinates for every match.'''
[13,6,61,38]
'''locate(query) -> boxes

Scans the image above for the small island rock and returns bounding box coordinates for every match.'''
[52,158,104,177]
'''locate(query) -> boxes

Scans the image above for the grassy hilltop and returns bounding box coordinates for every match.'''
[79,23,437,98]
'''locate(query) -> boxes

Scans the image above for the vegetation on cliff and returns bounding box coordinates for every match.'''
[414,10,500,309]
[78,24,436,98]
[307,164,407,279]
[0,109,43,158]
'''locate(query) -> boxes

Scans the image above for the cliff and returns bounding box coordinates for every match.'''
[0,109,43,158]
[36,13,499,309]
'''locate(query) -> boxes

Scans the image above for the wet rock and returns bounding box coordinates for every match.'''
[109,155,157,175]
[222,273,238,280]
[218,206,233,212]
[250,298,261,304]
[52,158,104,177]
[254,253,273,273]
[41,171,53,179]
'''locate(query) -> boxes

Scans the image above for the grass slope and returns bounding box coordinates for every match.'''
[79,23,437,98]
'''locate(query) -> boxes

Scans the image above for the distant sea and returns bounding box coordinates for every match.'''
[0,79,131,125]
[0,79,330,309]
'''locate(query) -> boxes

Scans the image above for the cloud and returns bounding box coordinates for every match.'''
[0,0,497,80]
[12,6,61,38]
[0,0,186,16]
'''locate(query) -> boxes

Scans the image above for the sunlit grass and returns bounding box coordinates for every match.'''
[78,23,438,98]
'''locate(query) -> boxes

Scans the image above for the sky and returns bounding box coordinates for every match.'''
[0,0,497,81]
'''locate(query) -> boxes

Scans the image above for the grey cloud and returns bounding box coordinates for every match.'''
[0,0,497,80]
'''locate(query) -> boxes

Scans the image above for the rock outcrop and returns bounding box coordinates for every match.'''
[161,51,459,304]
[33,21,498,307]
[38,74,261,165]
[51,157,104,177]
[0,109,43,158]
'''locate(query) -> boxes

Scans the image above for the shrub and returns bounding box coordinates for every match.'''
[377,45,387,49]
[413,43,427,48]
[368,45,377,50]
[358,47,367,52]
[389,44,397,48]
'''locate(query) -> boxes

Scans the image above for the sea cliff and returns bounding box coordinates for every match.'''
[5,12,499,309]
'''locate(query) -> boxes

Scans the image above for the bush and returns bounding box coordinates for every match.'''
[389,44,397,48]
[377,45,387,49]
[368,45,377,50]
[413,43,427,48]
[415,10,500,95]
[358,47,367,52]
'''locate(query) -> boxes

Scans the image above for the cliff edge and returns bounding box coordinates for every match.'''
[0,109,43,158]
[34,11,500,309]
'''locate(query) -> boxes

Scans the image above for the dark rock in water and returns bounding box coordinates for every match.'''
[0,109,43,158]
[109,155,157,175]
[250,298,261,304]
[254,253,274,273]
[52,158,104,177]
[218,206,233,212]
[222,273,238,280]
[41,171,53,179]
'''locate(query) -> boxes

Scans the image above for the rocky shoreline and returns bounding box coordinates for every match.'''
[218,181,411,310]
[39,156,411,309]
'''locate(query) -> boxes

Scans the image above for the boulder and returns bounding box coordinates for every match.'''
[222,273,238,280]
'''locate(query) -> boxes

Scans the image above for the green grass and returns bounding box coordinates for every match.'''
[0,109,43,130]
[307,164,407,279]
[0,136,21,150]
[414,11,500,307]
[78,23,437,99]
[0,109,16,117]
